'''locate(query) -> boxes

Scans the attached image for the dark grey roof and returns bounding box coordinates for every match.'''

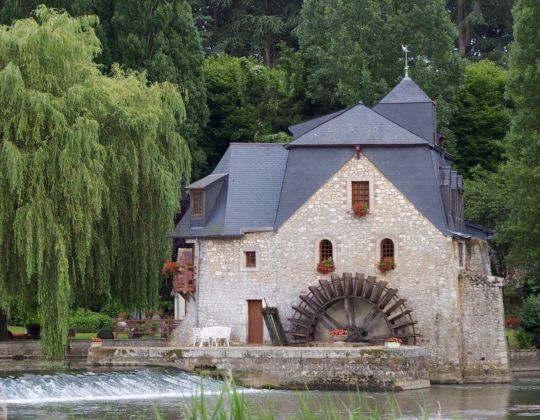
[274,148,355,228]
[288,109,346,139]
[286,103,429,148]
[464,221,495,240]
[189,173,227,189]
[173,76,479,241]
[363,146,449,235]
[378,77,432,104]
[173,143,288,238]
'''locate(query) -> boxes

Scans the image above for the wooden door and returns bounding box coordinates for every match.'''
[247,300,263,345]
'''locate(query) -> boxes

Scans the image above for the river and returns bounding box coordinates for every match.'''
[0,367,539,419]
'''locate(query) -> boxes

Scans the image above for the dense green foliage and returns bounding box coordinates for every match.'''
[190,0,301,67]
[451,61,510,177]
[201,55,294,169]
[448,0,514,62]
[0,0,209,178]
[0,8,190,356]
[298,0,464,109]
[68,308,113,333]
[519,295,540,347]
[500,0,540,288]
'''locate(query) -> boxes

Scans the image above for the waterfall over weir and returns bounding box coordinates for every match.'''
[0,368,232,405]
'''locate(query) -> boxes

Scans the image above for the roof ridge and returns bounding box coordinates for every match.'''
[285,106,354,147]
[370,106,431,144]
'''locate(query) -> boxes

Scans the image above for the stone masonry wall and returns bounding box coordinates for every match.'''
[89,345,431,391]
[170,154,508,383]
[458,239,509,382]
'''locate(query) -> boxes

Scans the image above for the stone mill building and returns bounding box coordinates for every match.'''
[170,75,509,384]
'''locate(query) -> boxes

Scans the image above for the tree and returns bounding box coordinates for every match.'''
[0,0,209,179]
[190,0,302,67]
[501,0,540,287]
[298,0,464,110]
[109,0,209,179]
[201,55,294,170]
[451,61,511,177]
[448,0,514,62]
[0,7,190,355]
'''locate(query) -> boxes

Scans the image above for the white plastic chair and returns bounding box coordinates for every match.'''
[200,327,215,347]
[212,327,231,347]
[191,327,202,346]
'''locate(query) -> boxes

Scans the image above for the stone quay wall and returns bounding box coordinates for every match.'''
[171,155,509,383]
[88,345,431,391]
[509,350,540,371]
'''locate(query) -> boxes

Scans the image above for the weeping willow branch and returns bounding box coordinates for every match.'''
[0,6,190,356]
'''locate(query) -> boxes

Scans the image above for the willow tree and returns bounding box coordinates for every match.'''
[0,7,190,355]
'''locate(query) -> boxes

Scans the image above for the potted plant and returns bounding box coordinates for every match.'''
[378,257,396,273]
[26,323,41,340]
[317,258,335,274]
[330,329,348,342]
[384,337,402,349]
[161,261,179,279]
[90,337,103,348]
[352,202,369,217]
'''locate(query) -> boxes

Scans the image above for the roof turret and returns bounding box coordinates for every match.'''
[378,76,432,104]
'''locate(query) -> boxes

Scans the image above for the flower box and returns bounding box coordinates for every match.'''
[384,337,402,348]
[378,257,395,273]
[317,258,335,274]
[352,202,369,217]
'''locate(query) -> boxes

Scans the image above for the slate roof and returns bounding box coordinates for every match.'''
[173,143,288,238]
[378,77,432,104]
[286,103,429,147]
[173,76,474,240]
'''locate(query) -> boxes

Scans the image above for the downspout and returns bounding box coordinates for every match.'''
[195,238,201,327]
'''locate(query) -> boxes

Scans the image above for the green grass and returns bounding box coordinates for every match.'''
[505,327,519,349]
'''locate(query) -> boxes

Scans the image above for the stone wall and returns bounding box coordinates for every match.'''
[88,345,431,391]
[170,155,508,383]
[509,350,540,371]
[0,339,167,360]
[458,239,509,382]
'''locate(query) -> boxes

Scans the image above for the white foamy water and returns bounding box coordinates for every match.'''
[0,368,245,405]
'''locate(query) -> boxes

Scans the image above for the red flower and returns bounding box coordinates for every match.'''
[378,257,396,273]
[161,261,179,277]
[352,202,369,217]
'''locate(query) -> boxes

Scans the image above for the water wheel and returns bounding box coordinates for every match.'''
[287,272,418,344]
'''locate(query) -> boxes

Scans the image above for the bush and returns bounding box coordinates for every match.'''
[9,302,40,326]
[519,295,540,348]
[68,308,113,333]
[515,329,535,349]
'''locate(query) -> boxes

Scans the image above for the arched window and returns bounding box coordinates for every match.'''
[319,239,333,262]
[380,239,394,260]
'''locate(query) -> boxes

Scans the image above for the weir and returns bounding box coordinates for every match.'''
[0,368,226,405]
[87,345,431,391]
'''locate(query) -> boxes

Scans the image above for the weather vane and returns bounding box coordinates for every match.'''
[402,45,409,78]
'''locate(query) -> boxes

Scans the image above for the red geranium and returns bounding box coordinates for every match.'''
[352,202,369,217]
[161,261,179,277]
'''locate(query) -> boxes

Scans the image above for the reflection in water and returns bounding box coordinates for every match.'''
[0,368,539,419]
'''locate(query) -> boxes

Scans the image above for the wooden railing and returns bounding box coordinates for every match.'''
[114,318,181,338]
[173,264,196,294]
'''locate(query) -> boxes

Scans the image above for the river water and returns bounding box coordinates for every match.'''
[0,367,539,419]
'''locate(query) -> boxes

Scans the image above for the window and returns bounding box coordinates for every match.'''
[458,242,464,268]
[245,251,257,268]
[192,190,203,217]
[351,181,369,207]
[319,239,333,262]
[380,239,394,260]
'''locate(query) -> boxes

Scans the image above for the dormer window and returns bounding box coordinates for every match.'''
[192,190,203,218]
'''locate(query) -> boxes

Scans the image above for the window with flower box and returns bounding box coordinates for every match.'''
[381,239,394,260]
[319,239,333,262]
[351,181,369,208]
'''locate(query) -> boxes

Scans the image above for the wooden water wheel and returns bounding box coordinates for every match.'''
[287,272,418,344]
